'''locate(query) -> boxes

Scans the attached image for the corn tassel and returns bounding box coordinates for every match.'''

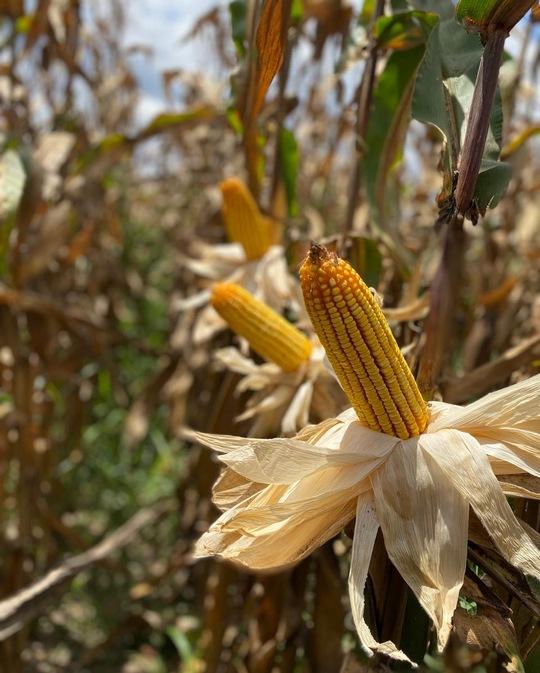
[300,244,428,439]
[220,178,273,260]
[211,282,312,372]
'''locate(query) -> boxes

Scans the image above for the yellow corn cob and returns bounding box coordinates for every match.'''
[211,282,313,372]
[300,244,428,439]
[220,178,273,261]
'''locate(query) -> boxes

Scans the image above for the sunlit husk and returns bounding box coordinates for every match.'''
[348,494,415,664]
[371,435,468,650]
[194,373,540,656]
[214,344,345,436]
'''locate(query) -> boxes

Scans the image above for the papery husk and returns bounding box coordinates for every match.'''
[194,421,399,486]
[421,429,540,581]
[214,348,281,391]
[196,483,358,570]
[235,385,294,423]
[212,467,266,511]
[371,436,468,650]
[214,344,345,436]
[281,380,314,435]
[193,374,540,658]
[348,494,416,665]
[428,374,540,432]
[194,420,400,570]
[428,375,540,479]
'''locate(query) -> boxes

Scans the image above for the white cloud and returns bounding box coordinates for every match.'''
[118,0,229,125]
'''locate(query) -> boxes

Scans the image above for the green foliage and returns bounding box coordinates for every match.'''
[358,0,377,26]
[347,237,383,289]
[229,0,247,57]
[365,1,511,221]
[80,107,217,168]
[59,214,182,524]
[166,626,202,667]
[363,10,438,217]
[291,0,303,22]
[412,17,511,211]
[456,0,536,31]
[279,127,299,217]
[457,0,508,22]
[374,10,438,50]
[458,594,478,615]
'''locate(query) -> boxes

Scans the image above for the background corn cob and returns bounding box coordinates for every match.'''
[300,244,428,439]
[220,178,274,260]
[211,282,312,372]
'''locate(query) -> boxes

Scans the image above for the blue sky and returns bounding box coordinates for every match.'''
[121,0,229,124]
[116,1,539,129]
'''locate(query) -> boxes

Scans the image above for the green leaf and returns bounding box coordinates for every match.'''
[229,0,247,58]
[279,128,299,217]
[358,0,376,27]
[15,14,33,33]
[361,10,439,275]
[411,18,510,211]
[79,106,217,168]
[97,133,125,152]
[474,160,511,211]
[363,40,434,214]
[456,0,535,32]
[374,10,438,50]
[137,107,215,140]
[363,10,438,217]
[408,0,454,19]
[526,573,540,600]
[347,237,383,289]
[166,626,195,660]
[458,594,478,616]
[226,106,243,135]
[291,0,303,22]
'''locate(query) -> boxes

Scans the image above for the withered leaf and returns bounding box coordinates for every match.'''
[251,0,291,120]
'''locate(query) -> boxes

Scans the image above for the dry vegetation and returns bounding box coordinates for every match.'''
[0,1,540,672]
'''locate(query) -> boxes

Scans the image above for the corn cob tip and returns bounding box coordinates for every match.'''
[210,281,236,307]
[307,242,334,265]
[219,177,245,196]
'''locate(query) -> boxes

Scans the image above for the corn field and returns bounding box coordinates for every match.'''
[1,1,540,672]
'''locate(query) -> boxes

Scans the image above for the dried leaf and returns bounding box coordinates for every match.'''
[500,124,540,160]
[478,275,519,308]
[0,150,26,219]
[441,335,540,403]
[372,437,468,650]
[251,0,291,119]
[348,494,415,663]
[422,429,540,581]
[453,576,521,669]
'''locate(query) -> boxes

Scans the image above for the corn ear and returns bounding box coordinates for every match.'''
[300,244,428,439]
[211,282,312,372]
[220,178,273,260]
